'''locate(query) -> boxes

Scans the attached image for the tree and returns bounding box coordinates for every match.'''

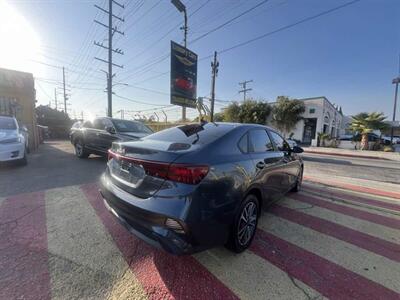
[36,105,72,138]
[223,100,271,125]
[349,112,388,150]
[317,132,330,147]
[271,96,305,137]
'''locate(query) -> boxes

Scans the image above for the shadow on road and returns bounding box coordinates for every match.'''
[0,140,107,197]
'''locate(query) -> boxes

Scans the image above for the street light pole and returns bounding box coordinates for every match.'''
[391,76,400,144]
[171,0,188,122]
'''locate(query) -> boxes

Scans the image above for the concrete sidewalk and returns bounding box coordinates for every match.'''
[303,146,400,161]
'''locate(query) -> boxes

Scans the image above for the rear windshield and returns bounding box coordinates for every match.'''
[144,123,233,145]
[0,117,17,130]
[112,120,153,133]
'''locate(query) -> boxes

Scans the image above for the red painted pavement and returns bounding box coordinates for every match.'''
[290,193,400,230]
[270,204,400,262]
[304,176,400,200]
[251,230,399,299]
[81,183,238,300]
[303,184,400,212]
[0,191,51,300]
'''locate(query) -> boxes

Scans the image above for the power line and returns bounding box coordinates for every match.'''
[190,0,270,44]
[219,0,361,55]
[113,94,169,106]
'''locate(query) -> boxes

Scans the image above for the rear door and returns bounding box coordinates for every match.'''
[97,118,119,152]
[268,130,300,191]
[248,129,286,201]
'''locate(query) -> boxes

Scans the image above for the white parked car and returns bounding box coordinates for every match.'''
[0,116,27,165]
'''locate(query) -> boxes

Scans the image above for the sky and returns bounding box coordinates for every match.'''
[1,0,399,121]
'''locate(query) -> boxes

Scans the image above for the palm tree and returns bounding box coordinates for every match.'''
[349,112,388,150]
[317,132,330,147]
[272,96,305,137]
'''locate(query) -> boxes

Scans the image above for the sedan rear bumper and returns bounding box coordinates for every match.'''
[99,174,197,255]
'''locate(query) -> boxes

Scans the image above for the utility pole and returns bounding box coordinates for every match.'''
[54,88,58,110]
[94,0,125,117]
[239,80,253,101]
[62,67,67,114]
[391,76,399,144]
[210,51,219,122]
[171,0,188,121]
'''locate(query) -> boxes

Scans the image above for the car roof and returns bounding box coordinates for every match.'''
[0,115,15,119]
[214,122,277,131]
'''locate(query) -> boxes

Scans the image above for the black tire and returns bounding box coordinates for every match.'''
[226,194,259,253]
[291,167,303,192]
[19,152,27,166]
[74,139,90,158]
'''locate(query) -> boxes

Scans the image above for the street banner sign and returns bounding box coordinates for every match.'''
[170,41,197,108]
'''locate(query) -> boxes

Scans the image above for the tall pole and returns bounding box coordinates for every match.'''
[54,88,57,110]
[181,9,188,122]
[210,51,219,122]
[391,77,399,144]
[94,0,124,118]
[107,0,113,117]
[239,80,253,101]
[62,67,67,114]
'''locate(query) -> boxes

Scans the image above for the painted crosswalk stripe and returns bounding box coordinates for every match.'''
[0,191,51,300]
[289,193,400,230]
[81,183,238,300]
[45,185,147,300]
[303,183,400,212]
[195,247,323,299]
[259,214,400,293]
[250,229,399,299]
[304,176,400,200]
[270,204,400,262]
[280,196,400,244]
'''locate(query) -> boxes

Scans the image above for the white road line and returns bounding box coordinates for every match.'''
[45,185,146,300]
[259,214,400,293]
[195,247,323,300]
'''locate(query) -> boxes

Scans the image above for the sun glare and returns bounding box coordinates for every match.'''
[0,0,43,76]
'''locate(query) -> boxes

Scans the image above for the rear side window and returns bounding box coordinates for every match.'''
[238,133,248,153]
[93,119,105,130]
[269,131,289,151]
[144,123,233,145]
[249,129,274,152]
[83,121,92,128]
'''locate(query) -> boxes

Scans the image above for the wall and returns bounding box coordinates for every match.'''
[0,68,39,150]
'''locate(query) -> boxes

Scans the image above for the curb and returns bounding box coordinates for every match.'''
[303,150,391,161]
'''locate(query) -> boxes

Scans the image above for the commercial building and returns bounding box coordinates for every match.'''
[272,96,345,146]
[0,68,39,150]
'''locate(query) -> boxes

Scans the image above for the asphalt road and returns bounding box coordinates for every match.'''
[301,152,400,184]
[0,140,106,197]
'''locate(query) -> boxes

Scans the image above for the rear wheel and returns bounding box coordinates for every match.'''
[75,139,89,158]
[226,194,259,253]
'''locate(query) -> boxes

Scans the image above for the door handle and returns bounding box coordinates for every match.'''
[256,161,265,169]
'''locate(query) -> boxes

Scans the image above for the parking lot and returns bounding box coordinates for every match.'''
[1,141,399,299]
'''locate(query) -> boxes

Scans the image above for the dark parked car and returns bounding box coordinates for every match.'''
[70,117,153,158]
[100,122,303,255]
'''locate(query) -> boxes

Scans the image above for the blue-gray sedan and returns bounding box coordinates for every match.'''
[100,122,303,255]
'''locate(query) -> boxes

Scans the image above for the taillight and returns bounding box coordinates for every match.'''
[167,164,209,185]
[108,150,209,185]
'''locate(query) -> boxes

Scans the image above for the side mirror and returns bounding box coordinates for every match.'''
[292,145,304,153]
[105,126,116,134]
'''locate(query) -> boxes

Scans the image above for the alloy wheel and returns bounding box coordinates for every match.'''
[237,201,258,246]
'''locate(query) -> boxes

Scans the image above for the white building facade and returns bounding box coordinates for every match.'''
[282,97,345,146]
